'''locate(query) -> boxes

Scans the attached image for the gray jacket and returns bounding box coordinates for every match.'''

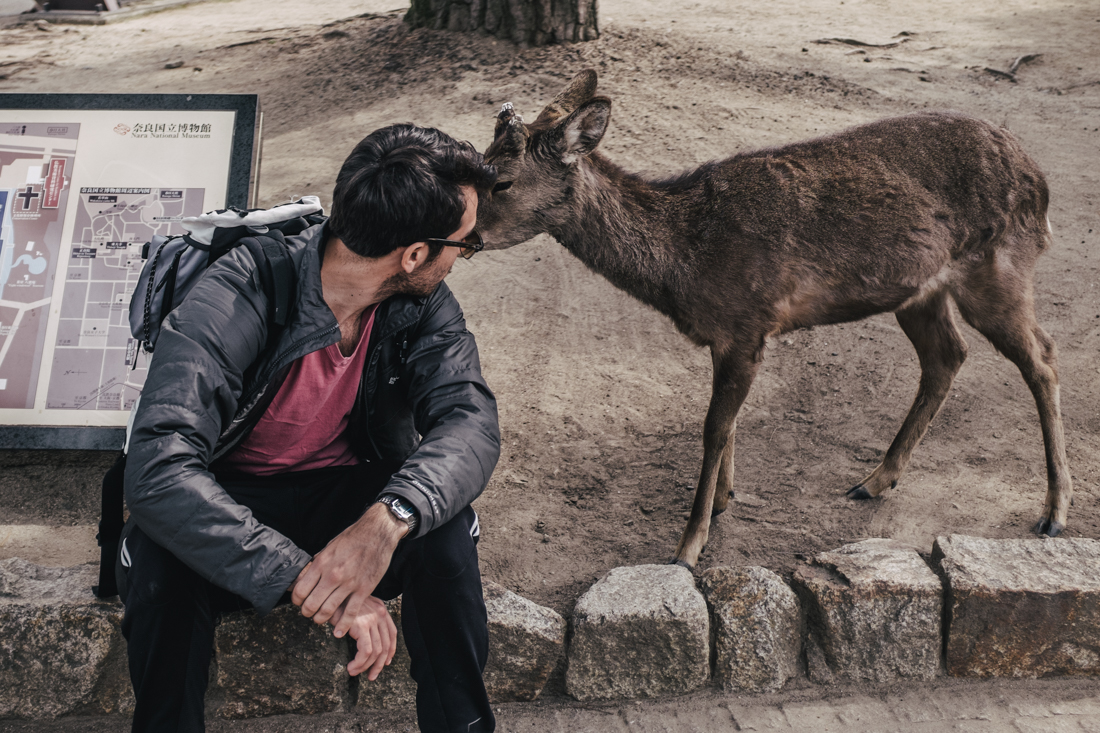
[124,223,500,614]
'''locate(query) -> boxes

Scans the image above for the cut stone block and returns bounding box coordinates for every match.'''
[483,579,566,702]
[793,539,942,682]
[355,598,415,710]
[211,604,351,718]
[700,566,802,692]
[358,581,566,708]
[0,524,98,567]
[0,559,132,718]
[566,564,709,701]
[933,534,1100,678]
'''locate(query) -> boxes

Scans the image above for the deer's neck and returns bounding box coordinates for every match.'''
[551,155,690,318]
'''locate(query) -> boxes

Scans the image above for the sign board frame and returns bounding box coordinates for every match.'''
[0,93,260,449]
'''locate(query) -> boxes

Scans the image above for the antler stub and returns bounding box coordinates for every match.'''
[494,102,529,147]
[498,102,524,125]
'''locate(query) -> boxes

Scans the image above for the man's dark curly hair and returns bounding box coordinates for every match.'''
[329,124,496,259]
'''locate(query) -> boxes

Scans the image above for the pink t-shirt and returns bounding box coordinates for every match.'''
[223,306,377,475]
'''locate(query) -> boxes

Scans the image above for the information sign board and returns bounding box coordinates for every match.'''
[0,94,259,448]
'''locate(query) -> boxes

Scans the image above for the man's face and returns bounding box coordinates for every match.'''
[395,185,478,297]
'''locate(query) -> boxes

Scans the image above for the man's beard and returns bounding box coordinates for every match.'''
[375,254,449,301]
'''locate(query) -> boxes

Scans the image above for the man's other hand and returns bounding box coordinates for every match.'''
[290,502,408,631]
[330,595,398,679]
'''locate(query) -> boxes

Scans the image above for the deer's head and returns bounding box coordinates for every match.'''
[477,69,612,250]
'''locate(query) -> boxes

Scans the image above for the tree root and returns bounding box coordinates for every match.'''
[983,53,1042,83]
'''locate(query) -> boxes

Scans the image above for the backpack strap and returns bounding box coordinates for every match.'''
[240,232,296,330]
[139,237,171,348]
[259,235,295,328]
[158,247,187,330]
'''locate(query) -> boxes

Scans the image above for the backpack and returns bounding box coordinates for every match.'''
[130,195,324,352]
[93,197,326,599]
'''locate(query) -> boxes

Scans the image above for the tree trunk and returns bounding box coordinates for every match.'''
[405,0,599,47]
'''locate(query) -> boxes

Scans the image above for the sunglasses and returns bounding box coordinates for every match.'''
[424,229,485,260]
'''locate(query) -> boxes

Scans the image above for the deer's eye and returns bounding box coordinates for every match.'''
[492,181,513,194]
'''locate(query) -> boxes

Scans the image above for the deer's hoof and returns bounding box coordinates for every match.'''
[846,485,874,501]
[1034,518,1065,537]
[669,558,695,571]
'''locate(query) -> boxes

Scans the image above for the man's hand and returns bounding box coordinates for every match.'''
[330,595,398,679]
[291,502,408,636]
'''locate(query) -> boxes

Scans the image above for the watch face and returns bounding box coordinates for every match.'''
[384,496,413,520]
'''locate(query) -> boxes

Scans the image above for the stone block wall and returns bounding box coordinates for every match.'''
[3,534,1099,722]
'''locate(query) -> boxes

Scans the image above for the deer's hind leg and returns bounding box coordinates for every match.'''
[711,422,737,516]
[672,342,761,569]
[952,255,1072,536]
[848,290,968,500]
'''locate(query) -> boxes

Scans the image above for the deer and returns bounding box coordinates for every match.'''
[474,69,1072,570]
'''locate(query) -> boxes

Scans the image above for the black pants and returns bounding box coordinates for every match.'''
[119,463,493,733]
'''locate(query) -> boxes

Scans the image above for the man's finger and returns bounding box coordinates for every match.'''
[332,596,362,639]
[350,638,381,678]
[367,651,387,679]
[353,626,382,679]
[328,602,346,633]
[384,611,397,665]
[373,613,392,668]
[366,625,386,680]
[290,561,318,607]
[312,585,350,626]
[349,648,364,676]
[349,629,375,677]
[300,576,340,619]
[348,650,365,677]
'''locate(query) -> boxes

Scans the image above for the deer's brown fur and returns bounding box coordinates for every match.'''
[477,69,1072,569]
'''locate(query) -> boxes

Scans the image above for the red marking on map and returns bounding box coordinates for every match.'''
[42,158,66,209]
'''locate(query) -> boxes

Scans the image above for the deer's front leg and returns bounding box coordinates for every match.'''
[672,344,761,569]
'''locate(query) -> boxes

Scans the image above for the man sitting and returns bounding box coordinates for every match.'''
[120,124,500,733]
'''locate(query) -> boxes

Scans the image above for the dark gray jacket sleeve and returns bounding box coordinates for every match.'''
[123,250,311,615]
[380,286,500,537]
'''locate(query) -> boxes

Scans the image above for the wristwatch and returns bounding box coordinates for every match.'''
[377,494,419,538]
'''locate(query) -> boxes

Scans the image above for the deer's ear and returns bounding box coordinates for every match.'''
[534,68,599,126]
[559,97,611,165]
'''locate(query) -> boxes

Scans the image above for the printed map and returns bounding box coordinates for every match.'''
[45,187,204,410]
[0,123,79,410]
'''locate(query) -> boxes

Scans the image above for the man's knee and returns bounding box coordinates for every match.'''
[416,507,480,580]
[122,526,198,607]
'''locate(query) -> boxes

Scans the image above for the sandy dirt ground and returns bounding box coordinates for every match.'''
[1,0,1099,726]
